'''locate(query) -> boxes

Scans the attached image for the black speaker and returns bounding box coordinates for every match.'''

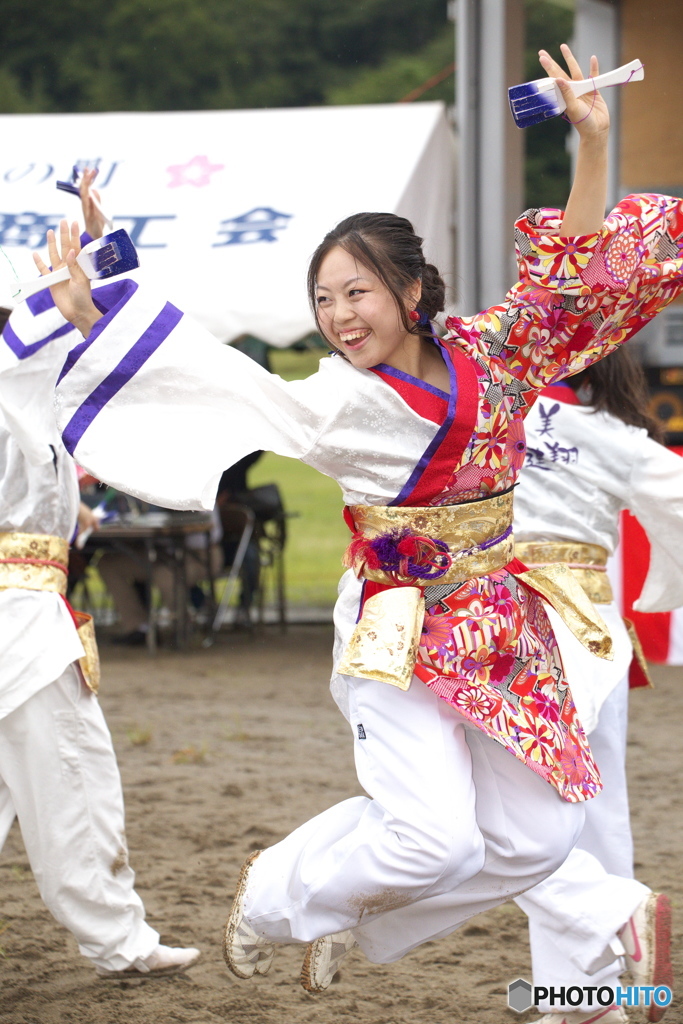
[645,366,683,445]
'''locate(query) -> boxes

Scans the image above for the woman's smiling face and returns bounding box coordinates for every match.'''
[315,246,420,370]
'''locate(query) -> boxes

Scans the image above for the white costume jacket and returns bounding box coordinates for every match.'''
[515,381,683,729]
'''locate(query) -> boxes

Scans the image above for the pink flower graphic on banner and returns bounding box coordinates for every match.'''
[166,155,225,188]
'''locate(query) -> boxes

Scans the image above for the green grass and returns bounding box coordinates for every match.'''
[252,346,349,607]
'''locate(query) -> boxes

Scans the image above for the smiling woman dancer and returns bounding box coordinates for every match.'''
[35,46,683,991]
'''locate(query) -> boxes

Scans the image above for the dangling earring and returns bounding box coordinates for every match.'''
[408,309,420,322]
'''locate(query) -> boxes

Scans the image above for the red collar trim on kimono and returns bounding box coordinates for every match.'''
[371,339,479,507]
[370,365,449,424]
[539,382,581,405]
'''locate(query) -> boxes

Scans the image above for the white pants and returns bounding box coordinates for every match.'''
[244,673,585,964]
[0,665,159,970]
[515,675,649,1012]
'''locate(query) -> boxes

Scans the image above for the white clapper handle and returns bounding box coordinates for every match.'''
[565,58,644,98]
[12,264,71,301]
[90,190,113,231]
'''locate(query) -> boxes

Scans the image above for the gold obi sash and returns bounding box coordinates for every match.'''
[0,531,100,694]
[515,539,651,688]
[343,491,516,587]
[338,497,612,690]
[515,540,612,605]
[0,531,69,595]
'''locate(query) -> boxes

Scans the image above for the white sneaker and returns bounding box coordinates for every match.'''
[618,892,673,1022]
[222,850,274,979]
[524,1009,627,1024]
[96,944,200,978]
[300,930,357,993]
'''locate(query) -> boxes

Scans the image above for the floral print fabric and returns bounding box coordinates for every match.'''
[415,569,598,801]
[408,193,683,802]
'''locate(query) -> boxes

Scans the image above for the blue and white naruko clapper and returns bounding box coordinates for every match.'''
[56,164,114,230]
[8,229,139,303]
[508,57,644,129]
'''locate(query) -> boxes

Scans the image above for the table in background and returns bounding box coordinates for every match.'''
[84,512,217,653]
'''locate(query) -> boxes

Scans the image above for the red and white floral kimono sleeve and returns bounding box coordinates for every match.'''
[447,192,683,413]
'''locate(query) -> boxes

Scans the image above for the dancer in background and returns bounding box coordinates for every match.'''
[38,48,682,993]
[0,175,199,977]
[514,346,680,1024]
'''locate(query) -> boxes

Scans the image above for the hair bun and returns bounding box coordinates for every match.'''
[420,263,446,320]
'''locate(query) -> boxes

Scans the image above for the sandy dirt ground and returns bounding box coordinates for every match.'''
[0,625,681,1024]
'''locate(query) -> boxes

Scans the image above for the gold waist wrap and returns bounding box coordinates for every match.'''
[0,531,100,694]
[515,540,651,688]
[0,531,69,595]
[344,491,515,586]
[515,540,613,605]
[339,501,612,690]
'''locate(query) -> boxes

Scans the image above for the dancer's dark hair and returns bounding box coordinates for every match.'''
[567,345,663,442]
[307,213,446,338]
[0,307,10,335]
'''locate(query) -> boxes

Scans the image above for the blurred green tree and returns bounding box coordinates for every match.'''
[326,27,454,105]
[0,0,449,112]
[524,0,575,208]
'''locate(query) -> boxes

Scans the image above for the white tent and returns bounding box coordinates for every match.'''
[0,103,455,346]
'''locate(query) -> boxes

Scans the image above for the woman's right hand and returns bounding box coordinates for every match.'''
[79,167,107,241]
[33,219,103,337]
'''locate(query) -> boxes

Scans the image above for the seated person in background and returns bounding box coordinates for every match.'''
[97,506,223,645]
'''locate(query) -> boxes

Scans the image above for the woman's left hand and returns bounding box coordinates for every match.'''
[539,43,610,141]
